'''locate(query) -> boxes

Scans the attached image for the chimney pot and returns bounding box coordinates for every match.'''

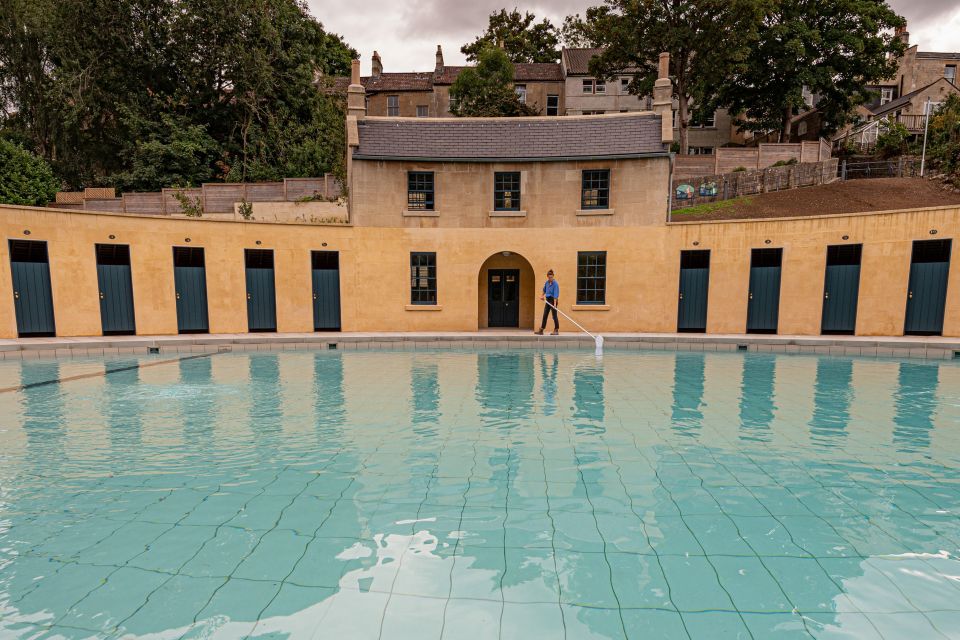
[371,51,382,77]
[350,59,360,85]
[658,52,670,80]
[435,45,444,73]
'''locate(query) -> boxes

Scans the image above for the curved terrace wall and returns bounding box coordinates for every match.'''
[0,204,957,338]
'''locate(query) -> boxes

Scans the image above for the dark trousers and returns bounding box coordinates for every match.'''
[540,297,559,331]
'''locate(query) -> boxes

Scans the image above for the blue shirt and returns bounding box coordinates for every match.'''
[543,280,559,299]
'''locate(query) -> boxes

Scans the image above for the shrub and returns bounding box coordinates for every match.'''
[926,94,960,176]
[731,166,747,172]
[875,121,910,159]
[0,138,61,206]
[771,158,799,167]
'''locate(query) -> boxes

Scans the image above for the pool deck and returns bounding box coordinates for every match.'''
[1,331,959,360]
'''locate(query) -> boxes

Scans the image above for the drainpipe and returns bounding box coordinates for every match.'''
[667,152,675,223]
[920,98,931,177]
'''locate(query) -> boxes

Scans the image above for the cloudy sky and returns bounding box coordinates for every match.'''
[306,0,960,74]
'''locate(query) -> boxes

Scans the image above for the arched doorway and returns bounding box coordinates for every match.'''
[478,251,536,330]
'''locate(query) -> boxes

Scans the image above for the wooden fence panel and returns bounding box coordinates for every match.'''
[202,184,245,213]
[84,199,125,213]
[245,182,285,202]
[122,193,165,214]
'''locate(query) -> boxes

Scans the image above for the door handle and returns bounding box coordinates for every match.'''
[824,292,829,299]
[99,292,105,300]
[313,294,317,300]
[13,291,19,299]
[679,293,684,300]
[247,293,252,300]
[908,291,913,299]
[749,293,753,300]
[176,292,181,300]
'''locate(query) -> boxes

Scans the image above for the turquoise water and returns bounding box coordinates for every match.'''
[0,349,959,639]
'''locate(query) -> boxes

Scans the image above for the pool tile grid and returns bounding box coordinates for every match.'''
[2,350,960,639]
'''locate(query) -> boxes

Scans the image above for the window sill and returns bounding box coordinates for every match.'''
[403,210,439,217]
[489,210,527,218]
[405,304,442,311]
[576,209,614,216]
[572,304,610,311]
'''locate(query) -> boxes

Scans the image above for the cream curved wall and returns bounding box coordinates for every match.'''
[1,204,958,338]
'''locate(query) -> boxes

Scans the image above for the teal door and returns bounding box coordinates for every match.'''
[312,251,341,331]
[821,244,862,335]
[9,240,55,337]
[245,249,276,332]
[173,247,209,333]
[677,250,710,332]
[904,240,951,336]
[96,244,136,335]
[746,248,782,334]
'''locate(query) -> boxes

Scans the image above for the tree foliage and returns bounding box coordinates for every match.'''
[716,0,905,142]
[927,94,960,176]
[0,138,60,206]
[875,121,910,159]
[450,46,540,117]
[564,0,763,154]
[0,0,355,191]
[462,9,560,63]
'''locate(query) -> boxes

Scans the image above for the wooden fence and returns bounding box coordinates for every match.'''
[672,158,840,211]
[56,175,341,216]
[674,140,832,179]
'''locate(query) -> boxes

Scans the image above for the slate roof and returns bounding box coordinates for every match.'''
[563,48,603,75]
[352,113,667,161]
[916,51,960,60]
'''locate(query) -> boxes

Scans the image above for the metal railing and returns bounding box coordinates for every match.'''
[838,157,921,180]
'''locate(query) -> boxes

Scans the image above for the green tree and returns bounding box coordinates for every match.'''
[0,138,61,206]
[450,46,540,117]
[926,94,960,176]
[462,9,560,63]
[0,0,354,189]
[564,0,764,154]
[717,0,905,142]
[875,121,910,159]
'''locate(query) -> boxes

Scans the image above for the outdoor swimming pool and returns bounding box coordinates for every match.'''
[0,349,958,639]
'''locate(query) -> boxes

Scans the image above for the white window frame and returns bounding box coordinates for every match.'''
[945,65,957,82]
[880,88,894,105]
[582,79,594,94]
[514,84,527,104]
[546,94,559,116]
[594,80,606,94]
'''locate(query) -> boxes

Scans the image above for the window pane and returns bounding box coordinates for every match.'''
[494,171,521,211]
[408,172,435,211]
[581,170,610,209]
[576,252,607,304]
[410,252,437,305]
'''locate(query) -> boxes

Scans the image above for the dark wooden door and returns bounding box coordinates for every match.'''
[678,250,710,332]
[96,244,136,335]
[488,269,520,327]
[821,244,862,335]
[173,247,209,333]
[312,251,341,331]
[9,240,56,337]
[747,248,782,334]
[904,240,951,336]
[245,249,277,332]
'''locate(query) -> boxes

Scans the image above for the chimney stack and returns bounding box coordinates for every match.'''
[652,52,674,145]
[371,51,382,77]
[895,23,909,47]
[347,59,366,118]
[435,45,444,74]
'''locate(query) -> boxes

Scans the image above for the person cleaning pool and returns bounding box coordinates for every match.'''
[535,269,560,335]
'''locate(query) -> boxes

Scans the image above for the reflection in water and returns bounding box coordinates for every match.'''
[476,353,534,431]
[739,355,776,442]
[0,350,959,640]
[671,353,705,438]
[180,356,213,446]
[314,353,345,438]
[572,363,605,436]
[893,362,939,453]
[809,359,852,444]
[411,361,440,436]
[539,352,558,416]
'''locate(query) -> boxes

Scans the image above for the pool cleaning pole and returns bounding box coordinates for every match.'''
[544,299,604,355]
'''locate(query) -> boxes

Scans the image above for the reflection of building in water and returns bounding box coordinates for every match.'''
[739,355,776,443]
[809,359,852,444]
[671,352,705,438]
[893,362,939,453]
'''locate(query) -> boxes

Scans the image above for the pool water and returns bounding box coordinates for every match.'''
[1,349,959,639]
